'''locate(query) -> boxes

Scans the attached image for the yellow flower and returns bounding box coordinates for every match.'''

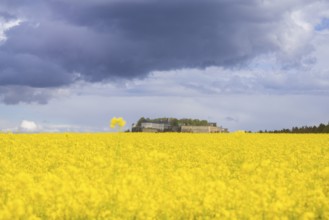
[0,133,328,219]
[110,117,126,129]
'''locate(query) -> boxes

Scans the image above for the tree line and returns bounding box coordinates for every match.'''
[258,122,329,133]
[136,117,210,127]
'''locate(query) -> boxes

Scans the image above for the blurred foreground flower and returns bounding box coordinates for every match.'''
[110,117,126,130]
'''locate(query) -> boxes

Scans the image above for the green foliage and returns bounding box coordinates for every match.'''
[136,117,148,126]
[135,117,210,126]
[258,122,329,133]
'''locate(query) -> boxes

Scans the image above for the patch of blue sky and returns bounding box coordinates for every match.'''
[315,18,329,31]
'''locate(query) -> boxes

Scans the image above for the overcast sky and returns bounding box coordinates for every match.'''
[1,0,329,132]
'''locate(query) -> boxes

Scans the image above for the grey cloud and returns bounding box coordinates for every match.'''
[1,1,301,82]
[120,66,329,96]
[0,86,55,104]
[0,0,323,104]
[0,11,17,20]
[0,51,72,87]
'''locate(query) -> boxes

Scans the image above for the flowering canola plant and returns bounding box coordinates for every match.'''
[0,133,328,219]
[110,117,126,130]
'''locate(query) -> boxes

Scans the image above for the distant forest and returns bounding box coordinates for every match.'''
[259,122,329,133]
[136,117,210,127]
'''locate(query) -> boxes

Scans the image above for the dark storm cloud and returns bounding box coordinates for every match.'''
[0,51,72,87]
[49,0,281,72]
[0,0,287,88]
[0,86,52,104]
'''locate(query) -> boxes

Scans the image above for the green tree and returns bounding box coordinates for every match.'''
[170,118,179,127]
[137,117,147,126]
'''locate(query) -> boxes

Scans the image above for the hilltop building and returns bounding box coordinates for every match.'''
[132,118,228,133]
[141,122,170,132]
[181,125,220,133]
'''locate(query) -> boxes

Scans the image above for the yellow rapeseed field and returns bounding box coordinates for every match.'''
[0,133,328,219]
